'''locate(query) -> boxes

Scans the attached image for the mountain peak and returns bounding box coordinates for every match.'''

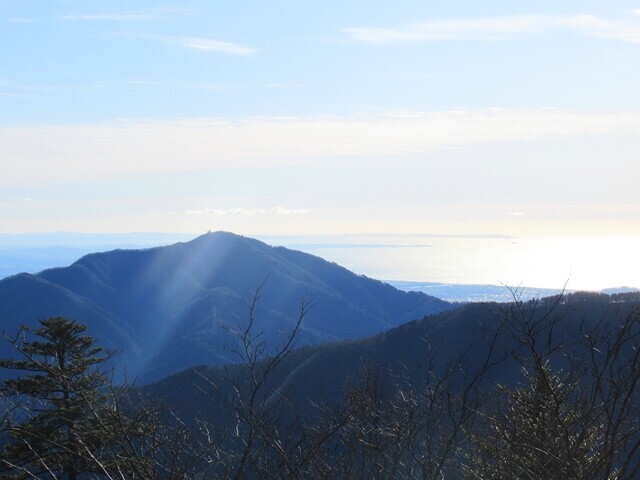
[0,234,453,383]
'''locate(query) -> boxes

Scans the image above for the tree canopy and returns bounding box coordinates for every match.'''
[1,317,112,478]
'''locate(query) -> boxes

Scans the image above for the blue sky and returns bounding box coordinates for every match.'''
[1,0,639,237]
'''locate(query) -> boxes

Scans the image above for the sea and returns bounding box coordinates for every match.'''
[0,233,638,303]
[276,234,640,302]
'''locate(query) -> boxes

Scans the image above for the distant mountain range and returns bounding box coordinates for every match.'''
[0,232,452,382]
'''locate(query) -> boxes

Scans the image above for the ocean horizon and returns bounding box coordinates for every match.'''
[0,233,637,303]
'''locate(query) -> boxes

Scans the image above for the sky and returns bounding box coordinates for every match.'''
[1,0,639,238]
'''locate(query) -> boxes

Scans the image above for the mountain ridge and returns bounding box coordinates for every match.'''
[0,232,453,382]
[145,291,640,424]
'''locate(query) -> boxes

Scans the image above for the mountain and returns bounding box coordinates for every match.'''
[146,291,640,424]
[0,232,453,382]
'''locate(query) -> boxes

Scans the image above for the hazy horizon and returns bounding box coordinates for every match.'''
[1,231,638,294]
[2,1,639,288]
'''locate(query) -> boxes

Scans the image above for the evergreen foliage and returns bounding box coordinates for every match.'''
[468,363,604,479]
[0,317,115,479]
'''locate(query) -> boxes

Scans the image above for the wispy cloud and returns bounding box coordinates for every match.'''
[6,17,38,24]
[6,80,226,97]
[125,33,256,55]
[560,14,640,43]
[6,8,188,24]
[344,16,548,43]
[61,13,158,22]
[0,82,27,98]
[265,83,304,89]
[1,109,639,186]
[161,36,256,55]
[17,81,112,93]
[185,207,310,216]
[0,198,33,207]
[59,8,190,22]
[194,84,225,91]
[0,90,29,99]
[343,13,640,44]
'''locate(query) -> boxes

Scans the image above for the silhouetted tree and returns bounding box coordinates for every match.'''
[0,317,211,479]
[0,317,115,478]
[466,295,640,480]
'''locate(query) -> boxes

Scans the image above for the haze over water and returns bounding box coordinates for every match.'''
[280,235,640,292]
[0,233,637,304]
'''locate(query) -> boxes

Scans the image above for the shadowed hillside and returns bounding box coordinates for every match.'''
[146,291,640,423]
[0,232,452,382]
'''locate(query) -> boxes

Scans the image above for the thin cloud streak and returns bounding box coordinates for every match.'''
[344,14,640,44]
[60,13,160,22]
[0,92,28,98]
[1,109,639,186]
[95,33,256,55]
[6,18,37,24]
[0,198,33,207]
[161,36,256,54]
[562,14,640,43]
[185,207,310,216]
[344,16,548,43]
[9,80,226,95]
[194,84,225,91]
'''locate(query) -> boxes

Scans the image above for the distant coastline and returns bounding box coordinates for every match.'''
[1,233,637,303]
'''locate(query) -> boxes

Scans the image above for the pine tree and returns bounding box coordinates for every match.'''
[467,361,610,480]
[0,317,112,479]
